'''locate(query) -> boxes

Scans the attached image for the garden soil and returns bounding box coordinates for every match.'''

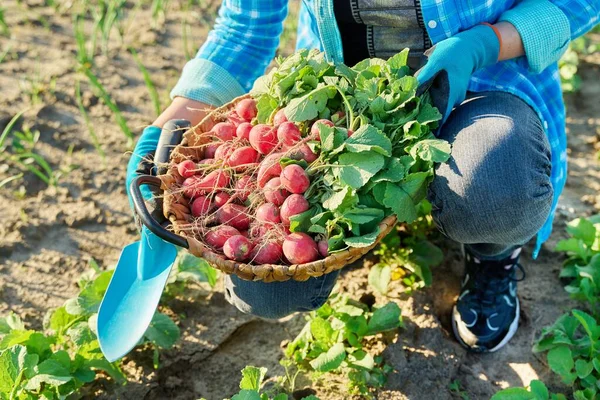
[1,1,599,399]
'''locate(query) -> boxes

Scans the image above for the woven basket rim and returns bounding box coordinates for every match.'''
[160,95,397,282]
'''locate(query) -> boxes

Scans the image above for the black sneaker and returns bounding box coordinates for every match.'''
[452,247,525,353]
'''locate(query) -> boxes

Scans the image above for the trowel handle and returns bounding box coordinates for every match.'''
[155,119,190,175]
[130,175,189,248]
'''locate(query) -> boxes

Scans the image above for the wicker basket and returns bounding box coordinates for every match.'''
[158,95,397,282]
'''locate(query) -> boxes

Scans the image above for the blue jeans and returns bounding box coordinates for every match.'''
[224,91,554,319]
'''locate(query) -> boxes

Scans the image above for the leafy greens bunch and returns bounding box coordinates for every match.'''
[250,49,450,253]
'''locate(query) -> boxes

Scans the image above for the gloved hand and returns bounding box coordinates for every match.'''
[126,125,162,211]
[416,24,500,122]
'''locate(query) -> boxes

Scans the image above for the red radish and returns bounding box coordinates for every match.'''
[256,203,281,224]
[236,122,253,140]
[310,119,334,140]
[235,175,255,202]
[214,142,234,161]
[217,204,251,230]
[211,122,236,141]
[249,124,278,154]
[277,122,301,147]
[235,98,258,121]
[240,229,249,238]
[331,110,345,123]
[264,177,289,206]
[287,144,318,163]
[184,170,230,197]
[347,129,354,137]
[250,242,283,264]
[248,223,269,239]
[227,146,259,168]
[280,164,310,194]
[280,194,309,225]
[283,233,319,264]
[177,160,197,178]
[318,240,328,258]
[199,158,214,164]
[191,195,212,217]
[257,152,283,188]
[223,235,252,261]
[214,192,231,207]
[273,109,288,125]
[228,111,245,127]
[205,226,240,249]
[204,143,221,159]
[182,176,202,198]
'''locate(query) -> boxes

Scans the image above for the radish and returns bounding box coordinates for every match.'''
[235,175,255,202]
[236,122,253,140]
[283,233,319,264]
[310,119,334,140]
[214,192,231,207]
[318,240,328,258]
[249,124,278,154]
[277,122,301,147]
[177,160,197,178]
[191,195,212,217]
[248,223,269,239]
[280,164,310,194]
[347,129,354,137]
[214,142,234,161]
[211,122,236,141]
[227,146,259,168]
[280,194,309,225]
[217,204,251,230]
[204,143,220,159]
[257,152,283,188]
[273,109,288,125]
[264,177,289,206]
[205,226,240,249]
[228,111,245,127]
[223,235,252,261]
[235,98,257,121]
[182,176,201,198]
[287,144,318,163]
[256,203,281,224]
[250,242,283,264]
[199,158,214,165]
[198,170,230,194]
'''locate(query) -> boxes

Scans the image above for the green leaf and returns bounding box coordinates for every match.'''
[572,309,600,341]
[239,366,267,391]
[176,254,218,287]
[0,330,34,351]
[345,316,368,337]
[48,306,80,336]
[289,207,318,233]
[310,317,335,344]
[0,313,24,334]
[344,125,392,156]
[347,350,375,370]
[231,390,262,400]
[409,240,444,268]
[409,139,451,163]
[285,86,336,122]
[386,49,409,75]
[490,387,536,400]
[566,218,597,245]
[383,183,417,223]
[399,171,430,202]
[575,359,594,379]
[530,380,549,399]
[344,228,380,248]
[337,152,385,189]
[143,312,180,349]
[320,125,347,154]
[416,103,442,125]
[366,303,402,335]
[344,208,384,225]
[372,157,406,183]
[547,346,576,384]
[322,186,357,211]
[0,345,37,399]
[66,322,95,347]
[72,270,113,314]
[309,342,346,372]
[368,264,391,295]
[24,359,72,390]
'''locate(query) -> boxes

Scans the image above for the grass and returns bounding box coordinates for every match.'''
[182,19,193,61]
[76,79,106,160]
[73,15,96,68]
[0,7,9,37]
[151,0,169,28]
[19,62,56,105]
[0,43,12,64]
[130,48,162,116]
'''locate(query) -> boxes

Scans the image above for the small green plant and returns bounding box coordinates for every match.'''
[0,7,9,37]
[368,202,443,295]
[151,0,168,28]
[224,366,319,400]
[130,48,161,116]
[164,252,219,298]
[449,380,470,400]
[75,79,106,160]
[491,380,566,400]
[19,63,56,105]
[73,15,96,68]
[283,292,401,398]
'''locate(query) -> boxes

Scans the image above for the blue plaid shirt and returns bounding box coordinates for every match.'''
[171,0,600,257]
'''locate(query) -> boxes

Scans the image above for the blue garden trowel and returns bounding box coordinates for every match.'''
[98,120,192,362]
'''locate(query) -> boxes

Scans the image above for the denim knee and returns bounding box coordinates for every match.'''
[428,92,554,247]
[224,271,340,320]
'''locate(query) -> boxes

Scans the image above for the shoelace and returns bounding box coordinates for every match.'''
[465,262,526,312]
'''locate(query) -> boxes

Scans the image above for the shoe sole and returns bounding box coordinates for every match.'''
[452,298,520,353]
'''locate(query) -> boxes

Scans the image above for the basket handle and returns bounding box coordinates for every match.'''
[130,175,190,248]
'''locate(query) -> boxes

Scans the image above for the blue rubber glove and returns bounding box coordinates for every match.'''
[416,24,500,122]
[126,125,161,211]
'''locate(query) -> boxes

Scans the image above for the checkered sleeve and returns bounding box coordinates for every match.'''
[171,0,288,106]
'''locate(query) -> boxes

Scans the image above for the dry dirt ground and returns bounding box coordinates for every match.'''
[1,1,599,399]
